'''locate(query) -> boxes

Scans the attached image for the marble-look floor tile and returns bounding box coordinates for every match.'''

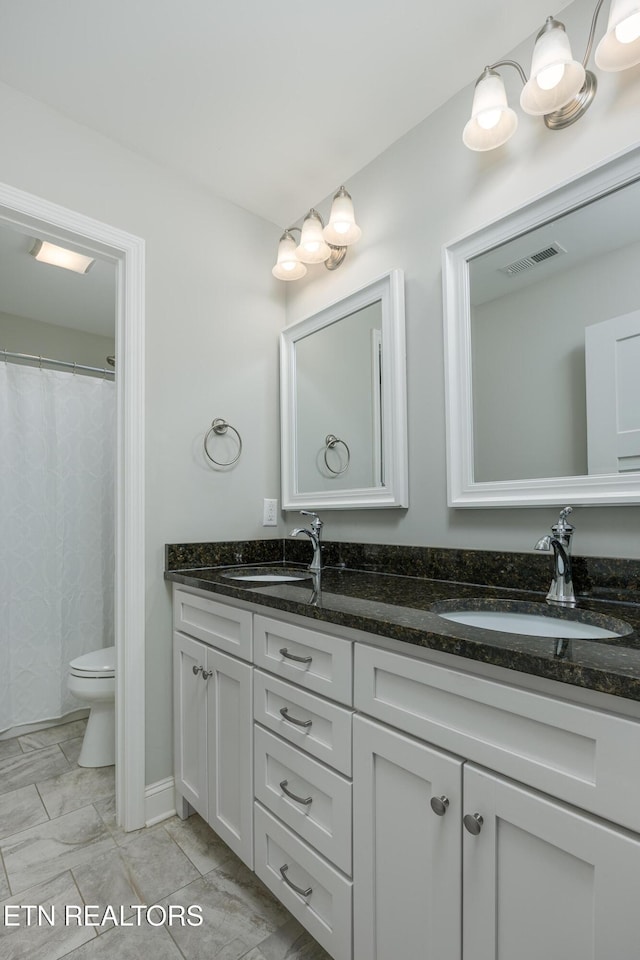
[163,813,237,876]
[244,917,331,960]
[71,846,145,934]
[0,869,97,960]
[162,858,289,960]
[59,736,84,766]
[19,719,87,753]
[0,861,10,899]
[0,784,49,840]
[1,803,117,895]
[0,737,23,762]
[92,797,145,847]
[111,824,201,904]
[37,764,116,819]
[46,919,184,960]
[0,745,70,798]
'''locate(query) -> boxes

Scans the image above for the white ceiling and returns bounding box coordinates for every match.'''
[0,0,572,228]
[0,223,116,337]
[0,0,574,335]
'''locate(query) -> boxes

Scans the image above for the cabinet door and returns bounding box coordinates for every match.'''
[205,646,254,869]
[173,632,208,818]
[463,764,640,960]
[353,715,463,960]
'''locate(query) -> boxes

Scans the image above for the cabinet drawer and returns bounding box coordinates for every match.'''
[254,802,352,960]
[254,615,353,704]
[254,670,353,776]
[254,726,352,874]
[173,587,252,661]
[355,643,640,833]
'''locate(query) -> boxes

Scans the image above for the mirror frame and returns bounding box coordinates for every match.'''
[442,145,640,508]
[281,269,408,510]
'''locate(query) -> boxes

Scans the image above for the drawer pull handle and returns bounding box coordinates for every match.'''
[279,863,312,898]
[192,665,203,676]
[463,813,484,836]
[280,779,313,806]
[280,707,313,728]
[280,647,313,665]
[430,795,450,817]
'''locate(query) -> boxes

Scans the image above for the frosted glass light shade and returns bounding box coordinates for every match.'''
[520,20,586,115]
[323,187,362,245]
[595,0,640,70]
[296,210,331,263]
[30,239,95,274]
[272,231,307,281]
[463,70,518,151]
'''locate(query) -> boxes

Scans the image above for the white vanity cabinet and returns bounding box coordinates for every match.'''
[171,583,640,960]
[173,588,253,868]
[353,642,640,960]
[252,614,355,960]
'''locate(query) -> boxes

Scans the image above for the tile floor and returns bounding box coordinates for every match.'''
[0,720,330,960]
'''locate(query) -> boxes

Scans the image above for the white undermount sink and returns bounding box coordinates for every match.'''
[436,606,631,640]
[222,568,311,584]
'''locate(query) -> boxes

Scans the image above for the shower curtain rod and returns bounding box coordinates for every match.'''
[2,349,115,378]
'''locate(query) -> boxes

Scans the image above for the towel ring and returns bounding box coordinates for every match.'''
[204,418,242,467]
[324,434,350,476]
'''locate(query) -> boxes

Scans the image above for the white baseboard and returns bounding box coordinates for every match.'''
[144,777,177,826]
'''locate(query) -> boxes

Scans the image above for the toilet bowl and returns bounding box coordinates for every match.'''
[68,646,115,767]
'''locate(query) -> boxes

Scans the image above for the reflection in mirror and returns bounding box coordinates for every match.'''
[281,270,408,510]
[295,300,382,492]
[469,180,640,483]
[443,146,640,507]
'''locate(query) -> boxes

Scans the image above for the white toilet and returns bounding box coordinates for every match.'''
[68,646,116,767]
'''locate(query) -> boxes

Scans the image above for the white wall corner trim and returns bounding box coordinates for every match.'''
[0,180,146,832]
[145,777,178,827]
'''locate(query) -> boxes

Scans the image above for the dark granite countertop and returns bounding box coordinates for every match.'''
[165,558,640,703]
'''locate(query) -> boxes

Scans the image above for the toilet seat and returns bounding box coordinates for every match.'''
[69,645,115,679]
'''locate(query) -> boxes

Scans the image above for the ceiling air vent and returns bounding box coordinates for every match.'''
[499,241,567,277]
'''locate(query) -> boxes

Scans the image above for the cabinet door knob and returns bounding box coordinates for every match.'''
[279,863,312,899]
[279,706,313,728]
[192,665,203,676]
[430,795,450,817]
[280,647,313,665]
[201,669,213,680]
[463,813,484,836]
[280,779,313,806]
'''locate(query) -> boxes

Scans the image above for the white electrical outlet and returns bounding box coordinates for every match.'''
[262,498,278,526]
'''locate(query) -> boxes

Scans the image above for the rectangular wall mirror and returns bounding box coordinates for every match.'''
[280,269,408,510]
[443,146,640,508]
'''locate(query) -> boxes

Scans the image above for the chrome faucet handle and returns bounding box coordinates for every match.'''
[552,505,574,539]
[300,510,323,530]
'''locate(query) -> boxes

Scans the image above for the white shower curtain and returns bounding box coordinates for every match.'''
[0,362,115,734]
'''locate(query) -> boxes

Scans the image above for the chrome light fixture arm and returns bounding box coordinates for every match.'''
[464,0,640,149]
[272,186,360,280]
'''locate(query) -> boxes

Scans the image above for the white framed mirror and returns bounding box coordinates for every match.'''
[443,146,640,508]
[281,269,408,510]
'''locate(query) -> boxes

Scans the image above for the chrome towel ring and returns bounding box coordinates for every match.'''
[324,434,350,475]
[204,418,242,467]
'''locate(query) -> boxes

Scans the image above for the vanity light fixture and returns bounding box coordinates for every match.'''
[463,0,640,151]
[272,186,361,281]
[29,239,95,274]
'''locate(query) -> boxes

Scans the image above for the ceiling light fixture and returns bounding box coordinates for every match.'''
[463,0,640,151]
[272,186,361,281]
[30,239,95,274]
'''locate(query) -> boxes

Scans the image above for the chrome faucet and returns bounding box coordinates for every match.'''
[534,506,576,606]
[290,510,323,573]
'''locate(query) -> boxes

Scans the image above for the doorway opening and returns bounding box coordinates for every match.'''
[0,181,146,830]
